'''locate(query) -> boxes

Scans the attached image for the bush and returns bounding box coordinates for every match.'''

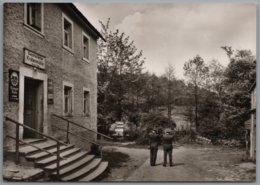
[135,112,176,144]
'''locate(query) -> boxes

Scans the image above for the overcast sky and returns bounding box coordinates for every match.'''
[75,3,256,79]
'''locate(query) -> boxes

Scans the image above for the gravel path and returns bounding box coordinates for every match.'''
[102,144,256,182]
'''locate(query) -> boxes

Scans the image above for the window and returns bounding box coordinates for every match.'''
[82,32,90,61]
[62,14,73,51]
[24,3,43,34]
[83,89,90,116]
[63,82,73,116]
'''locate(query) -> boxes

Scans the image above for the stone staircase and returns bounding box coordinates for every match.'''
[7,138,108,181]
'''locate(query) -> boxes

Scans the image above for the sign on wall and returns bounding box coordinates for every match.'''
[24,49,45,70]
[48,79,54,104]
[9,69,19,102]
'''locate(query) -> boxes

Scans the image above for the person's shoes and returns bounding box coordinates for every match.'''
[163,164,166,167]
[170,164,173,167]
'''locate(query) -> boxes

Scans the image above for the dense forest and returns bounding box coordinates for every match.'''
[97,19,256,143]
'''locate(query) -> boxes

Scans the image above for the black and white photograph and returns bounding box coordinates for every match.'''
[2,2,257,182]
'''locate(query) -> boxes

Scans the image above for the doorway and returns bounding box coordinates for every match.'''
[23,77,43,138]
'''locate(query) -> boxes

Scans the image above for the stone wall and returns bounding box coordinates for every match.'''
[3,3,98,150]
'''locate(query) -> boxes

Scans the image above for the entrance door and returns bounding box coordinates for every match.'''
[23,77,43,138]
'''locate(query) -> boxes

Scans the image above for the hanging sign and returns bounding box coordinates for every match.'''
[9,69,19,102]
[48,79,54,104]
[24,49,45,70]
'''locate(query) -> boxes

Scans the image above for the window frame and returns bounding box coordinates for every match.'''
[83,87,90,116]
[63,81,74,116]
[24,3,44,36]
[62,13,74,53]
[82,31,90,63]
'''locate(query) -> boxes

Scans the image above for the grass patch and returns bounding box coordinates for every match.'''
[95,150,130,181]
[102,150,130,168]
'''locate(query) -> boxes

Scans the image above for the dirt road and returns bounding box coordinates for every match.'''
[101,144,255,182]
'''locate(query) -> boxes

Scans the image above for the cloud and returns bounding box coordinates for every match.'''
[75,3,256,79]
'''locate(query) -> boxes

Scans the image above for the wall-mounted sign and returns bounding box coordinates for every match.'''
[9,69,19,102]
[24,49,45,70]
[48,79,54,104]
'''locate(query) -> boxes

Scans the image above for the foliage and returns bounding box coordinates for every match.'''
[136,112,176,144]
[97,18,145,121]
[183,55,209,131]
[220,47,256,139]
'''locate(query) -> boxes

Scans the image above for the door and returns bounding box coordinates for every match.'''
[23,77,43,138]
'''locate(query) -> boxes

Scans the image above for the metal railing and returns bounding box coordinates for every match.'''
[51,114,112,158]
[5,116,67,179]
[52,114,112,144]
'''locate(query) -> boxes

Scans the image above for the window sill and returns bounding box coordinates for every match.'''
[82,58,90,63]
[63,45,74,54]
[23,23,45,38]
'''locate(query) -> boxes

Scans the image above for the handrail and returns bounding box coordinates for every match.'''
[5,117,67,145]
[52,114,112,140]
[6,135,66,160]
[5,116,64,179]
[52,124,100,146]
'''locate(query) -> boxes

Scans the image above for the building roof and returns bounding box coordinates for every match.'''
[63,3,105,41]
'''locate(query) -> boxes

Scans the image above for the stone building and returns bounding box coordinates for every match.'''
[3,3,104,150]
[244,81,256,161]
[249,81,256,161]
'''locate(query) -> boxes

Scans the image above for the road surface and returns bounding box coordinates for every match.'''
[101,144,255,182]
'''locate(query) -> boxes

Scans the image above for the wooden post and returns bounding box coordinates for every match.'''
[66,121,70,143]
[15,124,19,164]
[56,143,60,180]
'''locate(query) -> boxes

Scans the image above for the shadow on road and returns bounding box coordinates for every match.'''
[154,162,185,167]
[173,163,185,166]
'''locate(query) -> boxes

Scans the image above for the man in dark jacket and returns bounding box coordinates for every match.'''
[162,129,174,167]
[149,128,160,166]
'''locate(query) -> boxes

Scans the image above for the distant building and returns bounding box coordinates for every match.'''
[245,81,256,161]
[3,3,104,150]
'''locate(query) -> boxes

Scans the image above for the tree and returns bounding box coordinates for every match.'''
[183,55,209,131]
[97,19,145,122]
[164,64,175,119]
[220,47,256,139]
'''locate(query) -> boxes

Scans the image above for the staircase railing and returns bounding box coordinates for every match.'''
[51,114,112,157]
[5,116,67,179]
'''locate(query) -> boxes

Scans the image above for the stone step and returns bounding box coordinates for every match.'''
[26,145,74,161]
[61,158,101,181]
[21,138,47,146]
[52,155,95,177]
[35,148,81,167]
[11,140,57,155]
[44,151,89,171]
[79,161,108,181]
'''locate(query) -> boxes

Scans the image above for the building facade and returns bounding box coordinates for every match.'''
[249,81,256,161]
[3,3,103,150]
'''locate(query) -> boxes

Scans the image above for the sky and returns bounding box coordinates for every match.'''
[75,3,256,79]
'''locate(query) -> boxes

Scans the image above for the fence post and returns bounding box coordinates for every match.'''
[56,142,60,180]
[15,124,19,164]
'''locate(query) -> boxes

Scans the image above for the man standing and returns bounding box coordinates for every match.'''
[149,128,160,166]
[162,128,174,167]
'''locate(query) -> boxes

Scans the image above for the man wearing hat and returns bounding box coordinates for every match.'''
[148,128,160,166]
[162,128,174,167]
